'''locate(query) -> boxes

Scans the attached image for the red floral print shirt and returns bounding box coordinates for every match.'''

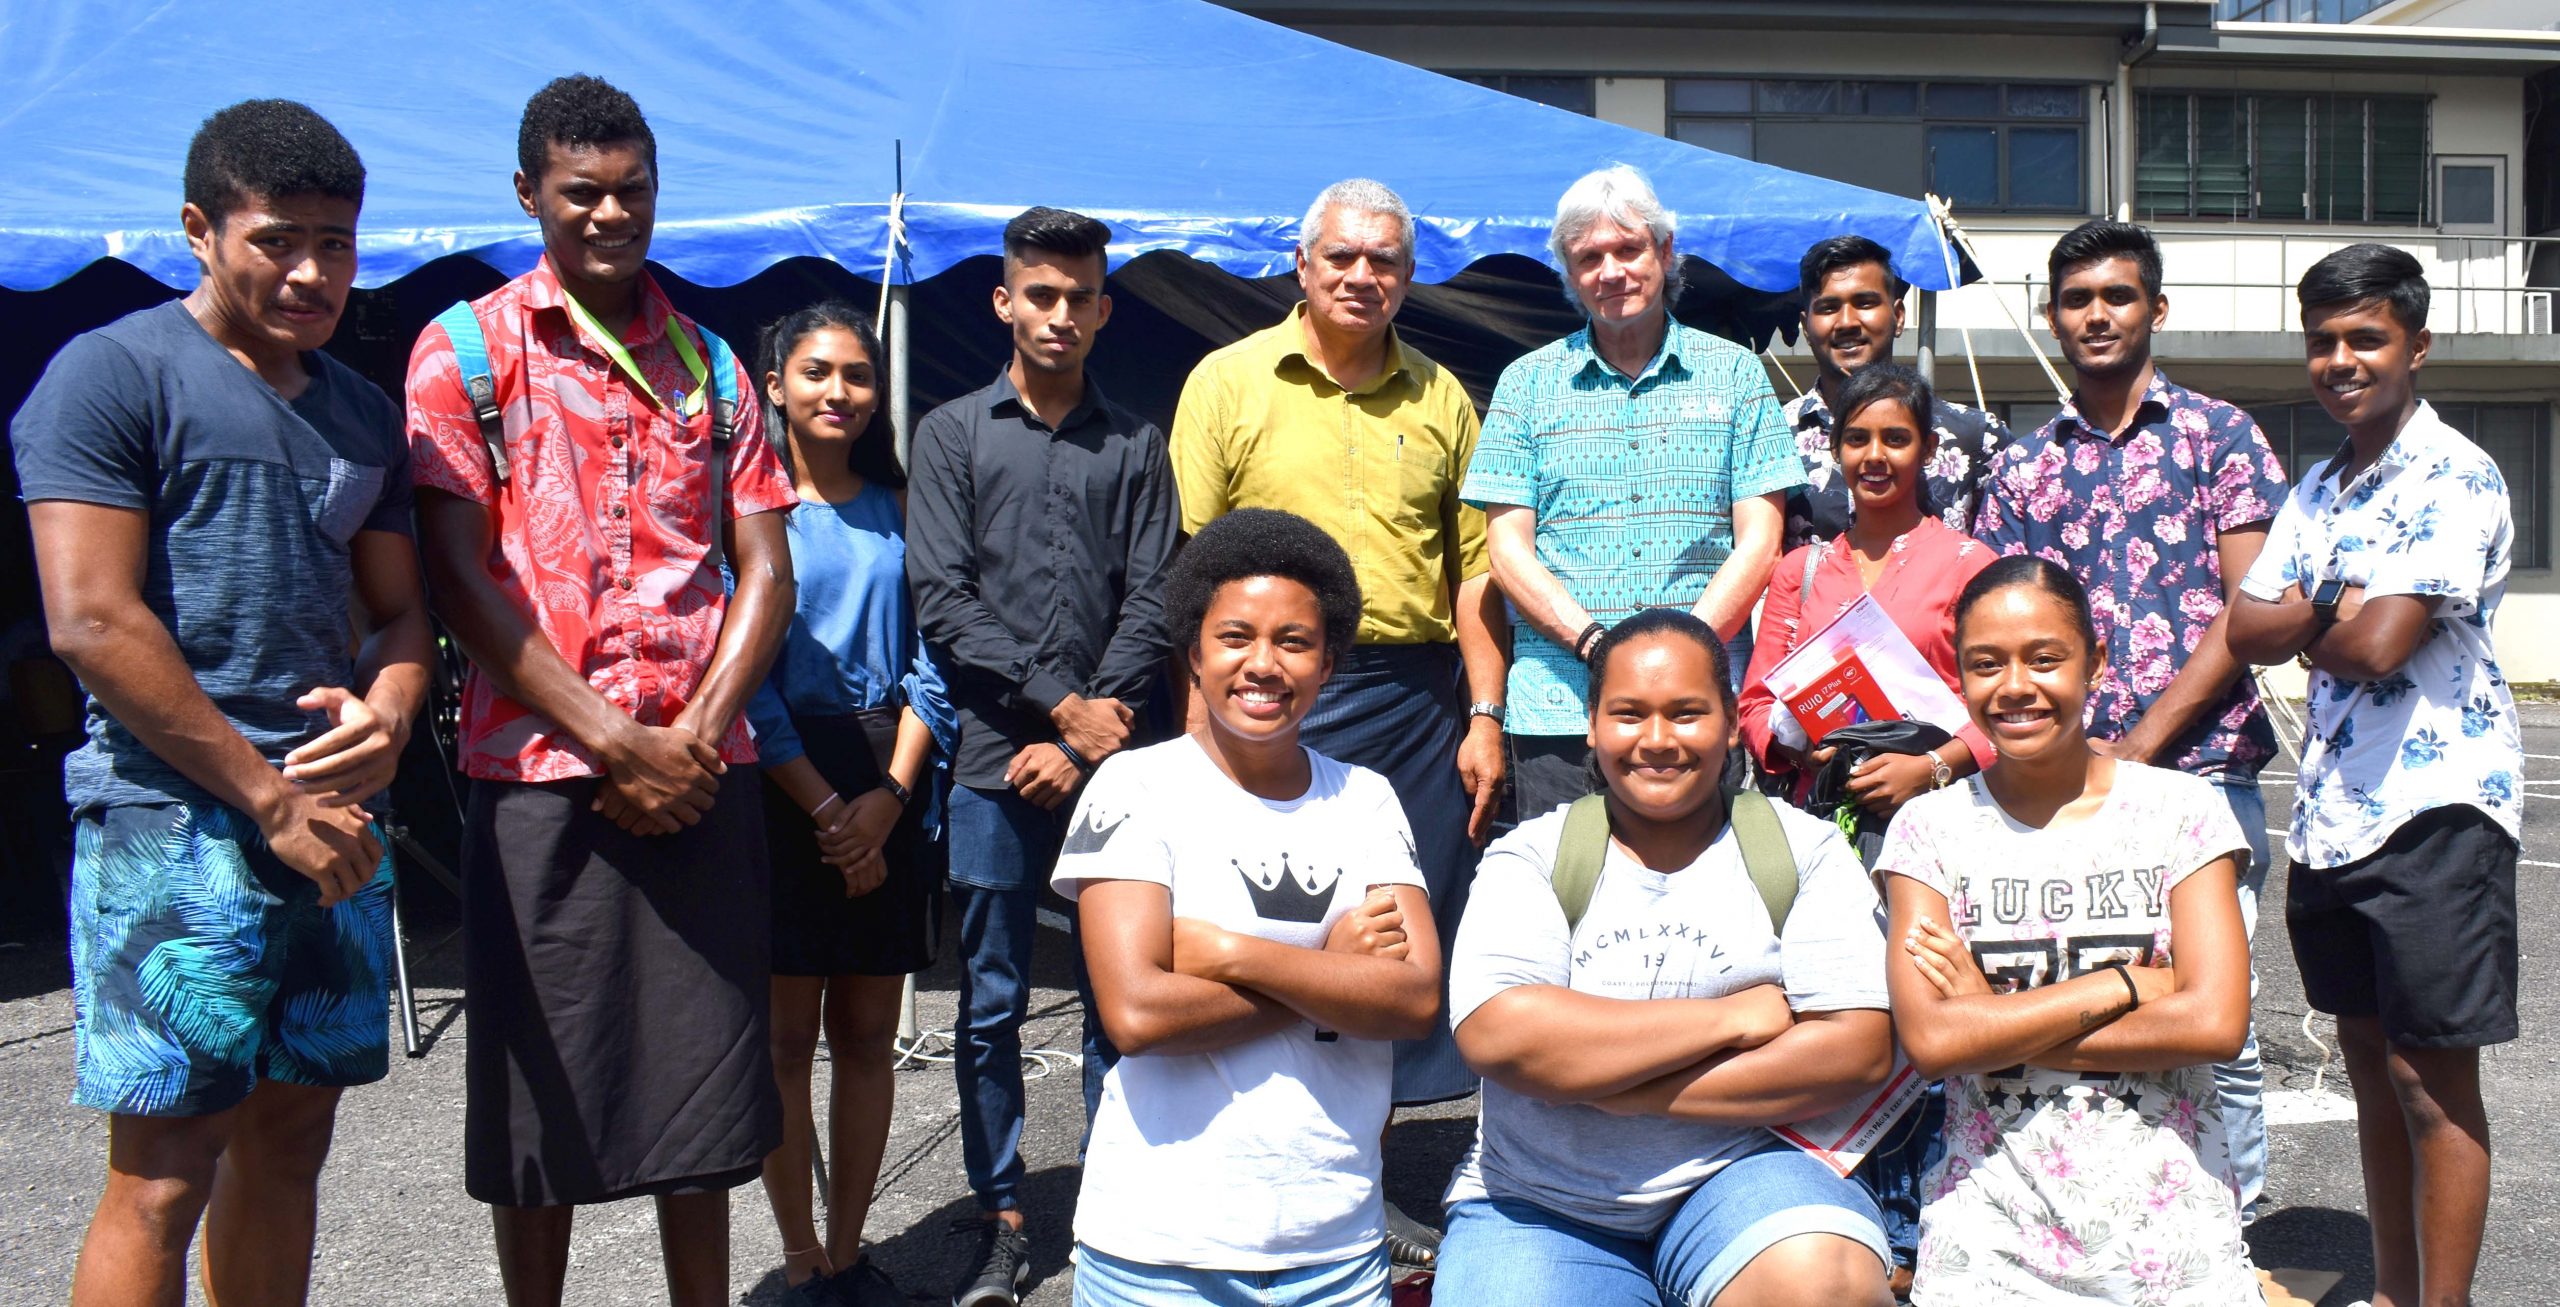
[404,260,796,782]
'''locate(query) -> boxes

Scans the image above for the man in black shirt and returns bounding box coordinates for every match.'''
[906,206,1176,1307]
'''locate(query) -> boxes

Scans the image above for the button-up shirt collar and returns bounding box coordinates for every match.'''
[1270,303,1419,399]
[1569,318,1689,391]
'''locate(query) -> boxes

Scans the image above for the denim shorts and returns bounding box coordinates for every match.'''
[1073,1243,1388,1307]
[1433,1142,1888,1307]
[70,801,394,1116]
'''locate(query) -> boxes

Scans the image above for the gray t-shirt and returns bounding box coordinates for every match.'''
[1444,800,1889,1236]
[11,301,411,813]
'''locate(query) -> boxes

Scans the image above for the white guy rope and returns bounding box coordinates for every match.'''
[1927,195,2071,404]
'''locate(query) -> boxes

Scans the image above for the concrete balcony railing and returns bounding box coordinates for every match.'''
[1932,221,2557,338]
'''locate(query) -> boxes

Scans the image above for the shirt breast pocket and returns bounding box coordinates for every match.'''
[308,458,387,546]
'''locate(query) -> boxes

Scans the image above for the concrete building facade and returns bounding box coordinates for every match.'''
[1229,0,2560,681]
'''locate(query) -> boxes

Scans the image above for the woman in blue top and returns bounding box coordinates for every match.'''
[743,301,953,1307]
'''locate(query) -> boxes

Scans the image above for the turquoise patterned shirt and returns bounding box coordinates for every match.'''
[1461,322,1802,735]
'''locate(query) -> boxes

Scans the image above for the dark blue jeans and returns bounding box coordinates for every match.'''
[1852,1081,1947,1268]
[947,783,1113,1213]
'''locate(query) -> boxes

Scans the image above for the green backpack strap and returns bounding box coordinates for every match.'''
[1550,793,1613,932]
[1550,789,1797,935]
[1725,787,1799,933]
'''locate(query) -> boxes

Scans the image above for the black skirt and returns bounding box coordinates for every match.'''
[460,772,781,1207]
[760,709,942,977]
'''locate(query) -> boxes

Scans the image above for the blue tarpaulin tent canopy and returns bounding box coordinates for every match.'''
[0,0,1957,294]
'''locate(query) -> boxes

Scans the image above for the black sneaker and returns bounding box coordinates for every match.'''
[949,1218,1031,1307]
[827,1256,907,1307]
[1383,1199,1442,1272]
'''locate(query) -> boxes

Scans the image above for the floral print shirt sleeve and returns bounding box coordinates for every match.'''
[1879,765,2260,1306]
[1975,373,2286,779]
[2237,401,2523,869]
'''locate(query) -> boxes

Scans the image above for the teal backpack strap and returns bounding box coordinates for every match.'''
[432,302,510,487]
[1549,793,1614,933]
[695,324,740,573]
[1725,788,1799,933]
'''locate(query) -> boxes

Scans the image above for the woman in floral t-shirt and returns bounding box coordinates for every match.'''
[1878,557,2260,1305]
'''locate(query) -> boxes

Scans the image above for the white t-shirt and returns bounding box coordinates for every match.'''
[1442,799,1888,1236]
[1877,762,2258,1305]
[1051,735,1426,1271]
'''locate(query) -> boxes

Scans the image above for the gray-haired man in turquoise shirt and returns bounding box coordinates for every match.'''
[1461,165,1801,823]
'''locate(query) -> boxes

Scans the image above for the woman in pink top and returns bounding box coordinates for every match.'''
[1742,364,1995,820]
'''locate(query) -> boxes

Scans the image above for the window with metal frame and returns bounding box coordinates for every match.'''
[1446,73,1595,117]
[1667,77,2088,214]
[2138,91,2430,225]
[2216,0,2390,22]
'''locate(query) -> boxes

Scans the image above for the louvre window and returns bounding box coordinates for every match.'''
[2139,92,2431,225]
[1670,78,2087,214]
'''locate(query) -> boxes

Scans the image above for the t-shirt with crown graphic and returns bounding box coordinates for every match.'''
[1052,733,1426,1271]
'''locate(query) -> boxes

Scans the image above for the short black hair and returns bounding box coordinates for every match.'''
[1798,234,1907,307]
[518,75,655,184]
[2298,242,2429,333]
[2046,218,2161,304]
[756,300,904,489]
[1955,555,2099,656]
[1832,362,1936,454]
[183,99,366,230]
[1586,608,1734,713]
[1166,509,1362,666]
[1003,206,1111,273]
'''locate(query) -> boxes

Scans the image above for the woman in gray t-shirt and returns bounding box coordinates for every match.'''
[1434,609,1895,1307]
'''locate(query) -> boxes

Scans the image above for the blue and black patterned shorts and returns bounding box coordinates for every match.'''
[69,802,394,1117]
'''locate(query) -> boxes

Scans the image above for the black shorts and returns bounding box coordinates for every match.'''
[761,710,942,978]
[2287,803,2518,1049]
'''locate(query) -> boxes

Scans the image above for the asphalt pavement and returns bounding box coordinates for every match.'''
[2,709,2553,1305]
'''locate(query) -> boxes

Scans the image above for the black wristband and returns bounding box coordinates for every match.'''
[879,776,913,807]
[2105,961,2140,1011]
[1575,621,1607,661]
[1054,739,1091,772]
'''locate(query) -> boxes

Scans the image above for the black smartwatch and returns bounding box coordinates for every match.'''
[879,775,913,807]
[2310,577,2347,628]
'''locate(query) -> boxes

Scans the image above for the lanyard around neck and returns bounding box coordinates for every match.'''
[561,290,709,419]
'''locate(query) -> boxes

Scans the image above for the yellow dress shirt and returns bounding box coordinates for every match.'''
[1170,304,1489,646]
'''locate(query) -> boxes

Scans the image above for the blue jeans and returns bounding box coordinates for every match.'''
[2205,774,2271,1217]
[1432,1144,1888,1307]
[1852,1082,1946,1268]
[1073,1244,1389,1307]
[948,784,1114,1212]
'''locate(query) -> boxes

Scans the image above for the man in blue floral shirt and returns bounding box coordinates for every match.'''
[1975,219,2288,1216]
[1781,235,2009,552]
[2231,244,2520,1307]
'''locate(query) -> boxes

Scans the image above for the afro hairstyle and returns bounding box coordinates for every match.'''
[1165,509,1362,666]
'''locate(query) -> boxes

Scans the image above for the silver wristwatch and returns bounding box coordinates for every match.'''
[1467,700,1505,725]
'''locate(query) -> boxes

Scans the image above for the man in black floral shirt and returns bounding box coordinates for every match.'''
[1781,235,2009,554]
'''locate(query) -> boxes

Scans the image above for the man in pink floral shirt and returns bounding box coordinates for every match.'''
[406,77,797,1307]
[1975,219,2288,1218]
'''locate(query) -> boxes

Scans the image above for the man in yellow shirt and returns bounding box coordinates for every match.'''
[1170,177,1508,1267]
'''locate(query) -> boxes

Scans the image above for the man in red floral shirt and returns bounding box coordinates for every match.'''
[405,76,797,1307]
